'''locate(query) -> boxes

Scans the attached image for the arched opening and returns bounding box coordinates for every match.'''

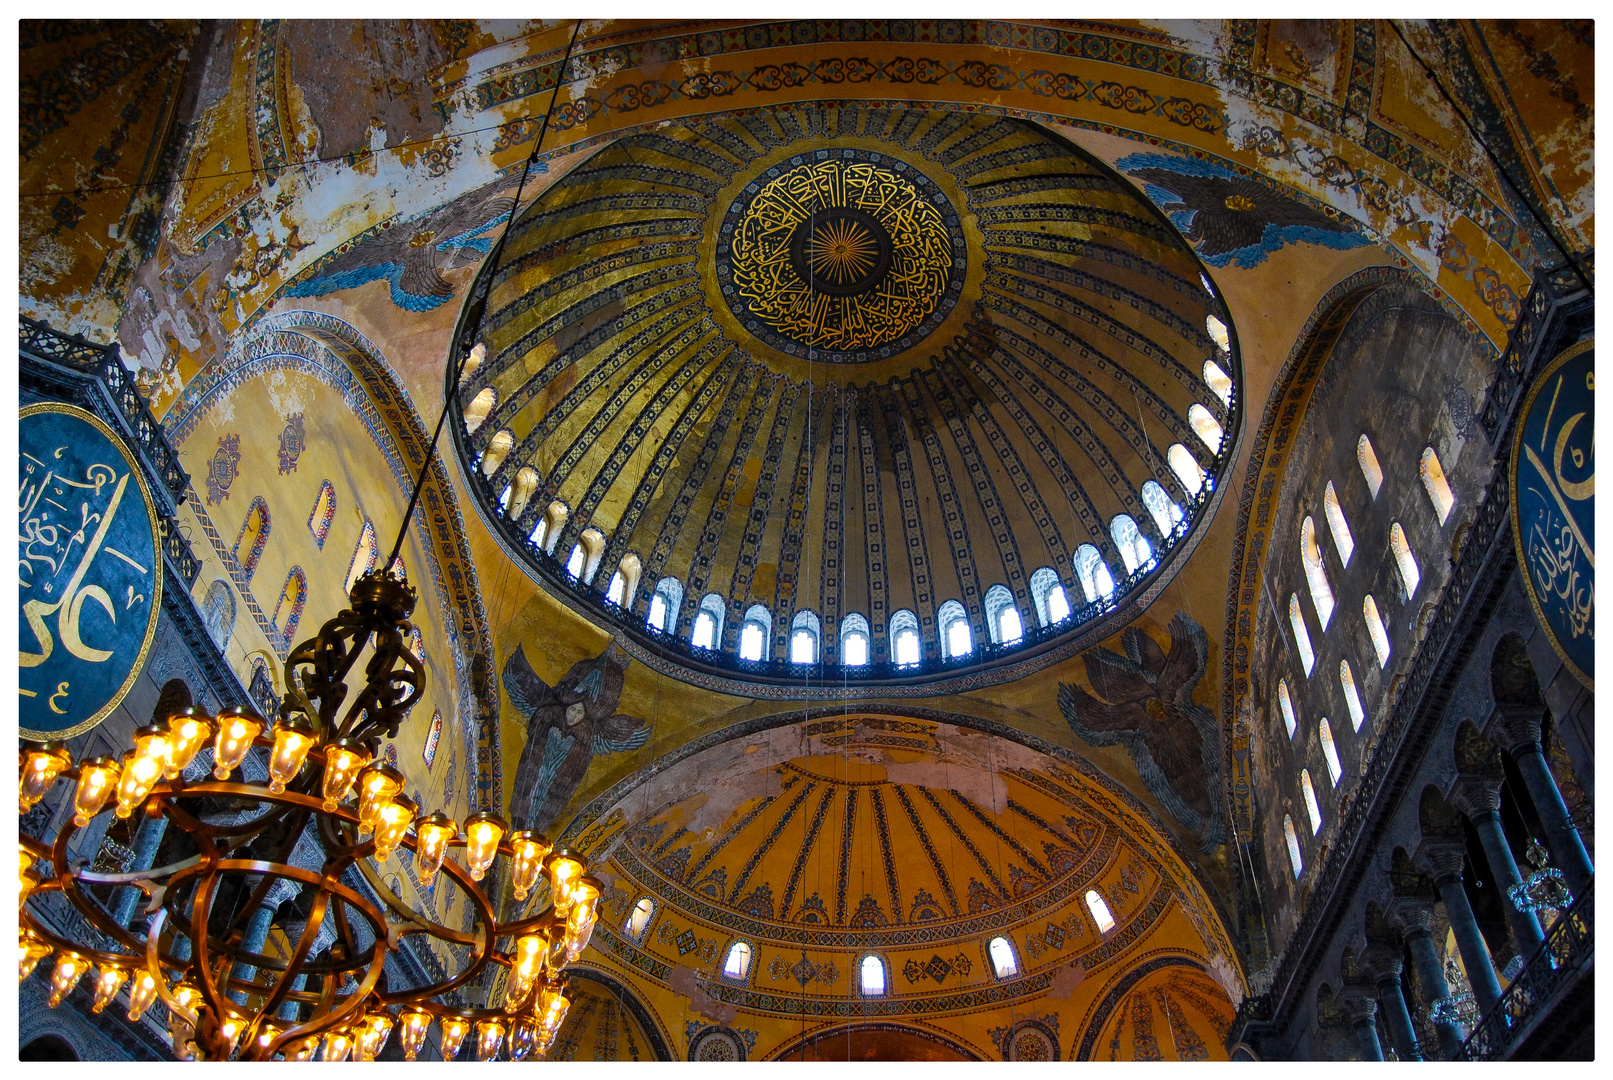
[1357,433,1384,498]
[271,566,307,642]
[233,496,271,579]
[790,610,821,664]
[859,954,887,996]
[1141,480,1183,540]
[1283,815,1304,878]
[937,600,971,658]
[19,1036,78,1061]
[1110,514,1151,575]
[1205,313,1231,353]
[1085,889,1116,933]
[1300,769,1322,833]
[625,897,655,941]
[647,577,684,633]
[1203,358,1233,406]
[1277,679,1297,738]
[531,501,567,554]
[739,603,771,661]
[607,552,642,608]
[1339,660,1366,730]
[982,585,1019,645]
[888,610,921,666]
[1074,544,1115,603]
[568,527,606,585]
[1288,593,1315,676]
[307,479,337,548]
[345,519,379,594]
[478,428,515,476]
[1168,443,1205,496]
[987,936,1018,979]
[1188,403,1224,453]
[505,466,539,520]
[1420,447,1455,524]
[691,594,726,650]
[1363,594,1391,667]
[202,578,236,650]
[1028,567,1068,627]
[1319,717,1342,786]
[839,613,871,665]
[463,386,496,434]
[1300,515,1335,629]
[722,941,753,980]
[1323,481,1353,566]
[1389,522,1420,597]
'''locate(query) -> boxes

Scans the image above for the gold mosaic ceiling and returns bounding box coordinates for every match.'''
[457,105,1237,675]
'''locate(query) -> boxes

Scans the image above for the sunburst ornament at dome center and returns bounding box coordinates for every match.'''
[717,151,964,362]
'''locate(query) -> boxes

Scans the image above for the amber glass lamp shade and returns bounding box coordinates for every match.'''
[89,965,127,1013]
[113,748,165,819]
[439,1015,472,1060]
[46,951,89,1007]
[356,764,405,833]
[267,715,318,793]
[162,708,214,779]
[212,706,265,780]
[321,738,371,811]
[70,757,119,826]
[508,831,552,901]
[545,849,586,918]
[476,1018,507,1061]
[413,813,457,885]
[463,812,506,881]
[398,1009,433,1061]
[125,969,158,1021]
[371,794,418,860]
[20,742,72,811]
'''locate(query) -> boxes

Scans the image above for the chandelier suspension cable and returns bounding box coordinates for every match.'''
[383,18,585,578]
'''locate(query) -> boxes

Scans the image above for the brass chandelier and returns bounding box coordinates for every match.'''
[20,568,600,1062]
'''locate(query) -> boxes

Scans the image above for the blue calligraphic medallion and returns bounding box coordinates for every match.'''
[1511,339,1594,690]
[18,403,163,738]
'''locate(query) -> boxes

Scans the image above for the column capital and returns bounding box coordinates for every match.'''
[1387,895,1438,938]
[1360,943,1404,983]
[263,877,304,910]
[1416,840,1469,885]
[1447,774,1504,819]
[1487,702,1544,754]
[1339,986,1380,1025]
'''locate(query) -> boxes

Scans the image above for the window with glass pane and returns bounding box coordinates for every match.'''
[740,621,766,661]
[987,937,1018,978]
[1339,660,1366,730]
[1085,889,1116,933]
[1319,718,1342,785]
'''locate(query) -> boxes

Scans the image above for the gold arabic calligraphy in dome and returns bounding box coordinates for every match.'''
[718,153,964,360]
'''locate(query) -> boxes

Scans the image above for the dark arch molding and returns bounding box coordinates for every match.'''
[768,1021,986,1061]
[1075,952,1208,1060]
[564,965,676,1061]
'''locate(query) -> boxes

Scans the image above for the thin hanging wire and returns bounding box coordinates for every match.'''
[382,20,584,576]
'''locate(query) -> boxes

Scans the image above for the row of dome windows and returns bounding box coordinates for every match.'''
[1278,434,1458,879]
[620,889,1118,991]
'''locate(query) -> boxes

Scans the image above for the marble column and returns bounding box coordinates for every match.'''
[1341,989,1385,1061]
[276,915,337,1023]
[1362,944,1423,1061]
[111,815,169,927]
[1419,843,1503,1016]
[1390,896,1467,1059]
[229,879,302,1006]
[1449,775,1546,954]
[1489,705,1594,896]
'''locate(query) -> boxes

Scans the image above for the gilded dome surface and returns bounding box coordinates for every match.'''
[454,105,1239,688]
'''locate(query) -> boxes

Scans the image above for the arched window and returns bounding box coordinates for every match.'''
[1084,889,1116,933]
[938,600,971,657]
[606,572,627,604]
[478,429,515,476]
[576,528,606,585]
[463,387,496,434]
[1205,313,1231,353]
[1357,434,1383,499]
[531,502,567,554]
[1319,718,1342,786]
[1300,516,1335,629]
[1283,815,1304,878]
[1141,480,1183,541]
[647,577,684,633]
[1277,679,1297,738]
[982,585,1020,645]
[271,566,307,642]
[722,941,753,980]
[1203,358,1233,406]
[1288,593,1315,676]
[1388,523,1420,597]
[691,594,726,650]
[1363,595,1391,667]
[1028,568,1069,627]
[1110,514,1151,575]
[1188,404,1224,453]
[566,544,586,580]
[1074,544,1116,603]
[422,707,443,769]
[1420,447,1455,524]
[505,467,539,520]
[859,954,887,996]
[460,342,486,379]
[839,613,871,665]
[889,609,921,666]
[739,603,771,661]
[1323,482,1353,566]
[790,610,821,664]
[987,936,1019,979]
[625,897,655,941]
[307,480,336,548]
[1300,769,1323,834]
[202,579,236,650]
[233,496,271,579]
[606,553,642,608]
[345,519,379,594]
[1168,443,1205,497]
[1339,660,1366,731]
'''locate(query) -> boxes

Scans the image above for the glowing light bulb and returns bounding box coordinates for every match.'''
[20,849,40,909]
[476,1018,507,1061]
[321,1028,353,1062]
[90,965,127,1013]
[287,1037,319,1062]
[514,932,548,981]
[320,739,370,811]
[356,764,405,833]
[125,969,158,1021]
[19,930,52,983]
[508,831,552,901]
[371,794,417,861]
[398,1009,432,1061]
[503,969,533,1013]
[218,1012,247,1056]
[534,983,571,1056]
[412,813,456,886]
[266,716,317,793]
[212,706,264,779]
[20,742,71,811]
[255,1023,281,1055]
[439,1016,471,1060]
[354,1011,393,1061]
[508,1018,536,1061]
[162,709,214,778]
[564,877,603,962]
[462,812,506,881]
[131,724,172,771]
[47,951,88,1007]
[113,751,165,818]
[171,980,202,1023]
[545,849,585,918]
[71,757,119,826]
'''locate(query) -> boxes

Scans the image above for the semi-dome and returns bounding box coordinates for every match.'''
[452,104,1239,689]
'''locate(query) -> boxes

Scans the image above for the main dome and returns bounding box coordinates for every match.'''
[452,105,1239,690]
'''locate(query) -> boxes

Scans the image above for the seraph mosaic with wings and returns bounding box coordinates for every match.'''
[284,180,514,311]
[1058,612,1224,851]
